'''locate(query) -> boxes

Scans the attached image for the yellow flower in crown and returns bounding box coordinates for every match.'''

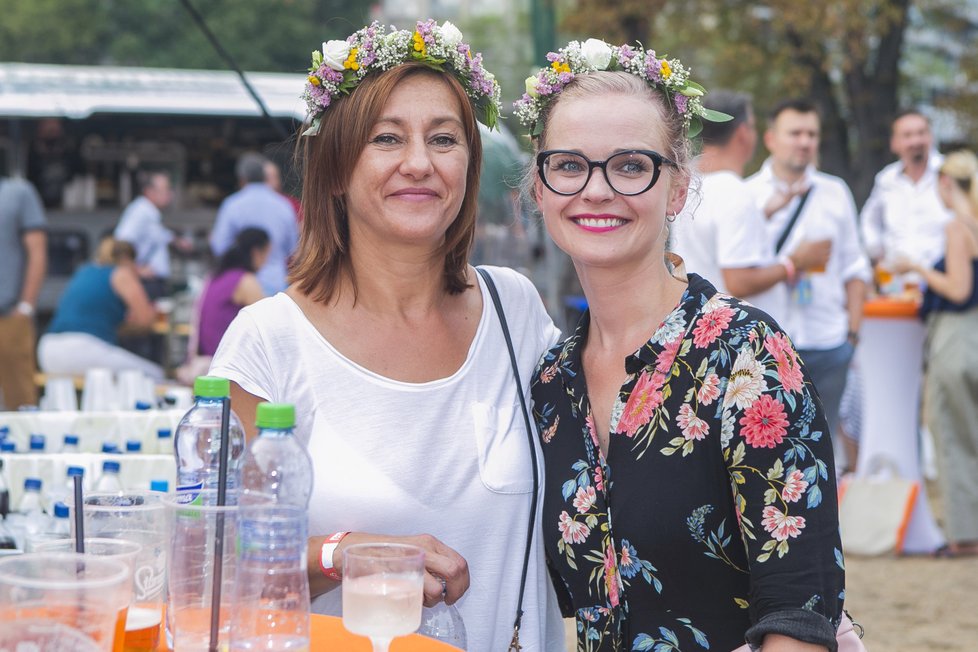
[344,47,360,71]
[660,60,672,79]
[412,31,427,56]
[307,75,321,86]
[551,60,571,74]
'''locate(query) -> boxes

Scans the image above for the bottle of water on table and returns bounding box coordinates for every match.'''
[240,403,313,507]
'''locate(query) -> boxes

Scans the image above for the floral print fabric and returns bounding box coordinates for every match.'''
[532,274,844,651]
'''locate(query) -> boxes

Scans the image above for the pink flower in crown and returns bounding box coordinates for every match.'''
[781,469,809,503]
[677,404,709,441]
[697,373,721,406]
[573,486,597,514]
[674,94,689,114]
[617,371,666,437]
[740,395,789,449]
[761,505,807,542]
[558,510,590,545]
[692,305,735,348]
[655,336,681,374]
[617,44,636,64]
[603,544,621,607]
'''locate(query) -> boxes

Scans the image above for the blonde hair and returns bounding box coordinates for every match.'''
[94,237,136,266]
[940,150,978,217]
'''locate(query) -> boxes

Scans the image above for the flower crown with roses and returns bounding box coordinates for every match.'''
[514,38,731,139]
[302,19,502,136]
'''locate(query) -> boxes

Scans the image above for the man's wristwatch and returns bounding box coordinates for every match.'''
[15,301,34,317]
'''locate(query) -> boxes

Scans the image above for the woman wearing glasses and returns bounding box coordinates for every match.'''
[519,41,845,651]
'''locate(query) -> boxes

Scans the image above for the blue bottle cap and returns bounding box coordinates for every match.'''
[63,434,80,446]
[134,401,153,411]
[102,460,121,474]
[24,477,42,491]
[0,441,15,452]
[157,428,172,439]
[149,479,169,493]
[67,466,85,478]
[101,442,120,454]
[125,440,142,453]
[53,502,70,518]
[29,434,45,451]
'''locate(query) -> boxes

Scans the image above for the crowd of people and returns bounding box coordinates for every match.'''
[1,19,976,650]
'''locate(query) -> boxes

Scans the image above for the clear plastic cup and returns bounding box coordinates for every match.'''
[0,552,132,651]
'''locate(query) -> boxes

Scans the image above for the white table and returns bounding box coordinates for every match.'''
[855,300,945,554]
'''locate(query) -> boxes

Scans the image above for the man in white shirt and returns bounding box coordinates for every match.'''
[746,99,872,468]
[114,170,175,299]
[670,91,829,307]
[860,110,952,273]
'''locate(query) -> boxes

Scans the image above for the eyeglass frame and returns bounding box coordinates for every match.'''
[536,149,678,197]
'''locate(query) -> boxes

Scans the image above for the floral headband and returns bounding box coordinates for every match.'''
[514,38,730,139]
[302,19,502,136]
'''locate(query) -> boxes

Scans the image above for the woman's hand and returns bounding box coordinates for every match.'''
[889,256,918,275]
[309,532,470,607]
[759,633,829,651]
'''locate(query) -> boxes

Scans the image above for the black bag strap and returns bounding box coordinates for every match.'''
[774,186,814,255]
[475,267,538,652]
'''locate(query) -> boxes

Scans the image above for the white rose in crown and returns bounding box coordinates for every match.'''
[440,21,463,47]
[322,40,351,71]
[581,38,613,69]
[525,75,540,98]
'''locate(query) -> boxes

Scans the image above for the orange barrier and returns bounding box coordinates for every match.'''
[863,297,920,319]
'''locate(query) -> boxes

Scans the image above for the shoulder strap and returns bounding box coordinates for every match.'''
[475,267,538,652]
[774,186,814,255]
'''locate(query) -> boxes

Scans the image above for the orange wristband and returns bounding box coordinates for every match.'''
[319,531,350,581]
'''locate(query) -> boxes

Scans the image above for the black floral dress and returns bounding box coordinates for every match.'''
[532,274,845,651]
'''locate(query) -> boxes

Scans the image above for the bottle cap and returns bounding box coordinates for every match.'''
[53,502,70,518]
[126,440,142,453]
[29,434,45,451]
[67,466,85,478]
[63,434,80,446]
[24,477,42,491]
[193,376,231,399]
[101,442,120,454]
[157,428,172,439]
[0,441,15,452]
[256,403,296,430]
[102,460,121,474]
[149,479,169,492]
[134,401,153,411]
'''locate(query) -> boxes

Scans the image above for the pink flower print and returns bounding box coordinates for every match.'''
[725,350,767,410]
[677,404,709,441]
[573,486,597,514]
[763,331,794,360]
[541,415,559,443]
[776,355,804,394]
[558,510,590,544]
[616,371,666,437]
[761,505,807,541]
[603,543,621,607]
[781,469,809,503]
[739,394,789,448]
[540,361,559,383]
[593,465,605,492]
[692,306,735,348]
[655,336,681,374]
[697,373,721,406]
[586,413,599,448]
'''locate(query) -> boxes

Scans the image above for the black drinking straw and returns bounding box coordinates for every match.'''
[208,395,232,652]
[73,474,85,553]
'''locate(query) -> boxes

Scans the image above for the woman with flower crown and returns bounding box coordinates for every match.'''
[210,20,565,651]
[521,39,847,651]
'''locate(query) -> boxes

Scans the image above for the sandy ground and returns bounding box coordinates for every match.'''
[562,481,978,650]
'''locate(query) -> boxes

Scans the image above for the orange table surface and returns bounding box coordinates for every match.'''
[863,296,920,319]
[162,614,457,651]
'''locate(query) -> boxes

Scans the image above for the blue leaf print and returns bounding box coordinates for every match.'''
[572,460,589,472]
[632,634,656,651]
[802,465,818,484]
[689,625,710,649]
[562,478,578,501]
[809,428,822,441]
[834,547,845,570]
[660,627,679,646]
[817,459,829,481]
[807,484,823,509]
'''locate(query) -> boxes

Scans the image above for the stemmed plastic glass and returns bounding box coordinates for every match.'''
[342,543,425,652]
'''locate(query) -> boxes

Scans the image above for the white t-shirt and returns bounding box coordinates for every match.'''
[209,265,565,652]
[670,170,769,294]
[746,162,872,350]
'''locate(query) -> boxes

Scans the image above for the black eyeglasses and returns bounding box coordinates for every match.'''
[536,149,677,196]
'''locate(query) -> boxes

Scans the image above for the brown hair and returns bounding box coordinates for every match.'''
[941,150,978,217]
[291,62,482,304]
[523,71,693,200]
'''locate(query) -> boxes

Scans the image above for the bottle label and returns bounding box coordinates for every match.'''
[175,482,203,505]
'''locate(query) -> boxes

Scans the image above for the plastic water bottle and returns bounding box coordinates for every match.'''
[60,434,80,453]
[50,502,72,536]
[0,441,14,454]
[0,458,10,518]
[156,428,173,455]
[241,403,313,507]
[173,376,245,495]
[28,434,46,453]
[8,478,49,550]
[419,603,468,649]
[48,465,85,512]
[94,460,123,492]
